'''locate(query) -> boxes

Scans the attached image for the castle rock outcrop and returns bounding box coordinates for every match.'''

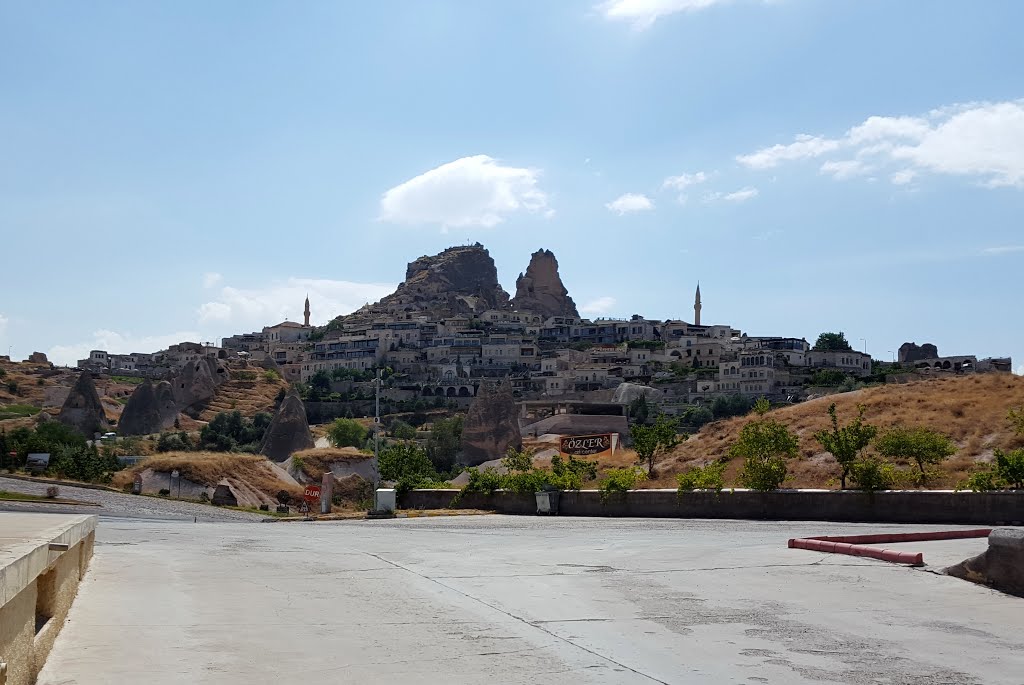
[57,372,109,436]
[336,244,511,323]
[898,342,940,363]
[460,380,521,466]
[260,389,315,462]
[119,380,179,436]
[512,249,578,318]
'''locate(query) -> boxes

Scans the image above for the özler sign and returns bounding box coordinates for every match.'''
[560,434,613,458]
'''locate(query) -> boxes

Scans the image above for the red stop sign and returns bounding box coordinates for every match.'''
[303,485,321,504]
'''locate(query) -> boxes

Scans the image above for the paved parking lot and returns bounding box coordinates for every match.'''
[39,516,1023,684]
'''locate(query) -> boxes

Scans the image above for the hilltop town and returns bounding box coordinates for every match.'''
[64,243,1012,416]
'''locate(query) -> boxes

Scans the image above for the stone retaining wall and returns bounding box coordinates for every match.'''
[401,489,1024,525]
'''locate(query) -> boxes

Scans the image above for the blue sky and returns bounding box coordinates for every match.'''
[1,0,1022,371]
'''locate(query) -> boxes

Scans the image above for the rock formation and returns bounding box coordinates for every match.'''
[611,382,665,405]
[512,249,578,318]
[57,372,109,436]
[460,380,521,467]
[119,380,179,436]
[334,244,512,324]
[260,389,315,462]
[898,342,939,363]
[27,351,49,365]
[946,529,1024,597]
[171,357,229,408]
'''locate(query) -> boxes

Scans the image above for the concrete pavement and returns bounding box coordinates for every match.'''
[38,517,1024,684]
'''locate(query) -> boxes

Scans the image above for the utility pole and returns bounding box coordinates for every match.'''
[373,368,381,488]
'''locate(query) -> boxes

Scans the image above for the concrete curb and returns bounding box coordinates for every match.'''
[788,529,992,566]
[0,473,122,493]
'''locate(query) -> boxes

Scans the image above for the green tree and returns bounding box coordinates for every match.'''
[731,398,798,491]
[426,416,463,473]
[388,420,417,440]
[711,394,754,419]
[1008,406,1024,436]
[874,427,956,482]
[629,394,651,425]
[680,404,714,430]
[813,403,878,489]
[813,332,853,352]
[501,446,534,473]
[630,414,681,477]
[327,418,368,448]
[993,449,1024,489]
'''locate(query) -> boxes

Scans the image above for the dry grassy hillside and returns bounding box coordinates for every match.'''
[192,371,287,422]
[0,360,137,426]
[112,451,302,501]
[649,373,1024,489]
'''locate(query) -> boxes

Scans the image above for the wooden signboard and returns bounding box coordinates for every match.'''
[559,434,614,459]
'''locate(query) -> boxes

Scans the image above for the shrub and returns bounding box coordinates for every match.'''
[711,394,754,419]
[813,403,877,489]
[676,461,726,492]
[199,411,271,452]
[730,400,798,491]
[501,446,534,473]
[426,416,463,473]
[388,420,417,440]
[598,467,646,503]
[960,448,1024,491]
[262,369,281,382]
[679,405,714,430]
[550,454,597,490]
[810,369,849,387]
[158,488,171,496]
[326,418,367,448]
[848,456,902,491]
[45,485,60,499]
[631,414,682,477]
[157,431,193,453]
[874,427,956,482]
[460,467,503,496]
[958,468,1001,493]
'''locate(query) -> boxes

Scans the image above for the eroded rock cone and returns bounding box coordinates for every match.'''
[460,380,521,466]
[260,389,315,462]
[119,380,179,436]
[512,248,579,318]
[58,372,109,437]
[171,357,229,408]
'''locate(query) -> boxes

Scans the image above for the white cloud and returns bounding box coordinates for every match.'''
[48,329,203,367]
[601,0,745,30]
[662,171,708,190]
[202,272,223,288]
[379,155,548,229]
[738,99,1024,188]
[704,187,759,203]
[821,160,871,180]
[581,296,617,315]
[890,169,917,185]
[197,277,396,330]
[981,245,1024,256]
[606,193,655,215]
[737,135,842,169]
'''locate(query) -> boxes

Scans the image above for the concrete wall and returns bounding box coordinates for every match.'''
[0,515,96,685]
[401,489,1024,525]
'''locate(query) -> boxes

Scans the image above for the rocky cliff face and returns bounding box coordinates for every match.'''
[511,249,578,318]
[460,380,521,466]
[338,243,511,323]
[119,380,179,436]
[260,389,315,462]
[899,342,940,363]
[57,372,109,437]
[171,357,229,409]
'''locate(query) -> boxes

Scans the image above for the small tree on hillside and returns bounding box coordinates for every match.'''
[731,398,799,491]
[327,417,367,448]
[1009,406,1024,436]
[426,416,463,474]
[874,427,956,483]
[813,332,853,352]
[631,414,681,477]
[813,403,877,489]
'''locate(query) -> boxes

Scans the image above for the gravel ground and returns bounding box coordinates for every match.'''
[0,476,265,522]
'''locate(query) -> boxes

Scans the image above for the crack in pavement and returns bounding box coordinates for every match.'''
[361,550,672,685]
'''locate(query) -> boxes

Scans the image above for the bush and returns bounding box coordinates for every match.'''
[679,405,714,430]
[598,467,646,503]
[262,369,281,382]
[157,431,193,453]
[676,461,727,492]
[874,427,956,482]
[810,370,849,387]
[49,444,122,483]
[158,488,171,496]
[711,394,754,419]
[426,417,463,473]
[327,418,368,449]
[388,420,417,440]
[848,456,902,491]
[199,411,271,453]
[550,454,597,490]
[730,401,798,491]
[45,485,60,499]
[957,448,1024,491]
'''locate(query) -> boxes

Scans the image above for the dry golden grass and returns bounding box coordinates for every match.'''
[646,374,1024,489]
[112,451,302,499]
[292,447,372,480]
[194,371,286,422]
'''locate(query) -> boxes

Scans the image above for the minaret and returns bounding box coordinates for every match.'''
[303,294,311,327]
[694,283,702,326]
